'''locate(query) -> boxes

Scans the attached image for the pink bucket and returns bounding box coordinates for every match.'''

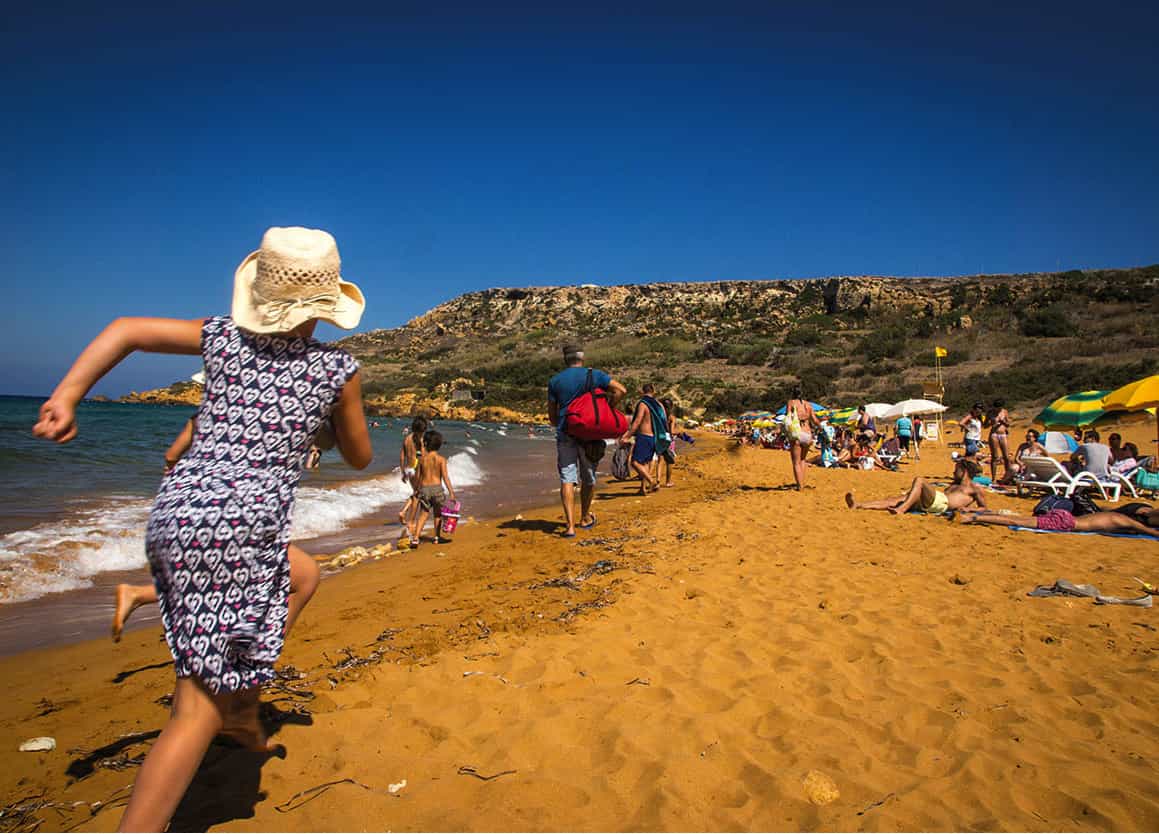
[440,500,461,535]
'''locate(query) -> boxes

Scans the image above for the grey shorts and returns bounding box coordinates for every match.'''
[418,485,445,513]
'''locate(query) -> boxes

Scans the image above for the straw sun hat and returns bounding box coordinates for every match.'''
[231,226,365,334]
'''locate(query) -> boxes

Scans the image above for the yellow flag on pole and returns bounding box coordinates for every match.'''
[935,346,948,358]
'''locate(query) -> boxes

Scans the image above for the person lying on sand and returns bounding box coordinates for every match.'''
[845,459,986,515]
[957,507,1159,538]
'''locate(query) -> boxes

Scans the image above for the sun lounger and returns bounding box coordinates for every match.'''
[1129,463,1159,498]
[1014,455,1128,502]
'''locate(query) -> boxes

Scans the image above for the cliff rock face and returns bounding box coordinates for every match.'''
[123,267,1159,418]
[342,273,1075,360]
[120,382,202,406]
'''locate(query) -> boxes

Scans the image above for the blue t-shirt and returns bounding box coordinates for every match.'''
[548,367,612,432]
[896,417,913,438]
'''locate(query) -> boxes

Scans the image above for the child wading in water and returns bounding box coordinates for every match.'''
[397,416,428,528]
[409,429,456,546]
[33,227,372,832]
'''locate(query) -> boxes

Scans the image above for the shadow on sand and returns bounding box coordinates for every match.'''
[66,698,311,831]
[112,659,174,684]
[497,518,565,534]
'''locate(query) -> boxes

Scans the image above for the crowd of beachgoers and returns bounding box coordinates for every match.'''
[706,395,1159,537]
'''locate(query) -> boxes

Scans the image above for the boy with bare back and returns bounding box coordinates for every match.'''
[409,429,456,546]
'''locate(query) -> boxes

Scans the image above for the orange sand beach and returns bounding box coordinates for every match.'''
[1,425,1157,831]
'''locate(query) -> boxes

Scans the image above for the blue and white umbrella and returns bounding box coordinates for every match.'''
[1040,431,1079,455]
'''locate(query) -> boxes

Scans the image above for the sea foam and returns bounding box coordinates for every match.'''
[0,451,486,604]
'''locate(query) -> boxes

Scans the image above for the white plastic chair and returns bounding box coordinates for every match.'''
[1015,456,1128,502]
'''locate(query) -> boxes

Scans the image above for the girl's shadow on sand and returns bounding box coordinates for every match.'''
[168,702,310,831]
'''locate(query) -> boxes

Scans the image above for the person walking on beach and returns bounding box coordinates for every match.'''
[33,226,372,832]
[986,399,1012,482]
[784,386,821,490]
[621,384,666,495]
[408,429,456,547]
[895,413,913,457]
[398,416,428,527]
[659,396,678,487]
[547,343,626,537]
[912,415,924,460]
[845,458,987,514]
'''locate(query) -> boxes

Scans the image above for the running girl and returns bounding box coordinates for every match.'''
[33,226,372,831]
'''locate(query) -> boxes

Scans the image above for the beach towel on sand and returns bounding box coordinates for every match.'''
[1007,526,1157,541]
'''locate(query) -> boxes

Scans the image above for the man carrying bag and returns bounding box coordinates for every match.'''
[547,342,627,538]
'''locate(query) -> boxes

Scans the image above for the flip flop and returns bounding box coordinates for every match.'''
[562,531,577,539]
[577,515,597,529]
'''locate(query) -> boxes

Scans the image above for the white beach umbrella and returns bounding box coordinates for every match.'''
[863,403,893,419]
[882,399,948,420]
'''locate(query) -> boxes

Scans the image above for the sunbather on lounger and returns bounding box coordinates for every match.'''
[845,459,986,515]
[958,507,1159,538]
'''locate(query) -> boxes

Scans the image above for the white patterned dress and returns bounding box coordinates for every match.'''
[145,317,358,693]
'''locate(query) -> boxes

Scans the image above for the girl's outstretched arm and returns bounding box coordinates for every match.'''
[331,371,372,469]
[34,317,204,444]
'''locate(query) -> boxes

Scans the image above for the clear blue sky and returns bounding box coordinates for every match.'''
[3,1,1156,396]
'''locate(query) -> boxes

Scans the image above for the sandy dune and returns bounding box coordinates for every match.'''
[1,426,1157,831]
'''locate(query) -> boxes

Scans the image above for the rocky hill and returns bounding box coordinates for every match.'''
[341,266,1159,421]
[121,266,1159,422]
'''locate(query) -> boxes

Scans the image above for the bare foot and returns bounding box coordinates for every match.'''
[844,491,857,509]
[665,481,674,487]
[111,584,145,643]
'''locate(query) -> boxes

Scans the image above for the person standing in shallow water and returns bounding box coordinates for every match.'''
[547,343,626,538]
[33,227,373,832]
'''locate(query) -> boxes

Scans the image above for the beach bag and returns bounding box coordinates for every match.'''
[440,499,461,535]
[1069,489,1100,517]
[1033,494,1073,516]
[611,443,632,480]
[785,407,802,442]
[563,369,629,440]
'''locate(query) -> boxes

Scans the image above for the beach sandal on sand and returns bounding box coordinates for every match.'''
[1028,579,1100,598]
[1094,594,1153,607]
[578,515,597,529]
[562,531,577,539]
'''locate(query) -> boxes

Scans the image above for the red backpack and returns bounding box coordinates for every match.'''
[563,369,629,440]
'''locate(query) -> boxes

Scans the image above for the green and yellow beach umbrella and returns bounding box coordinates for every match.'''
[1102,375,1159,448]
[827,406,859,425]
[1033,389,1110,429]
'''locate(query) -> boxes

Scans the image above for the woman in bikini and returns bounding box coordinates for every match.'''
[398,416,428,527]
[986,399,1012,482]
[784,386,821,490]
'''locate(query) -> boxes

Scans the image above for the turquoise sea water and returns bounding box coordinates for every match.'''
[0,395,554,605]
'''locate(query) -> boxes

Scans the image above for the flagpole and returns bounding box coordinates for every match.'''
[934,346,944,445]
